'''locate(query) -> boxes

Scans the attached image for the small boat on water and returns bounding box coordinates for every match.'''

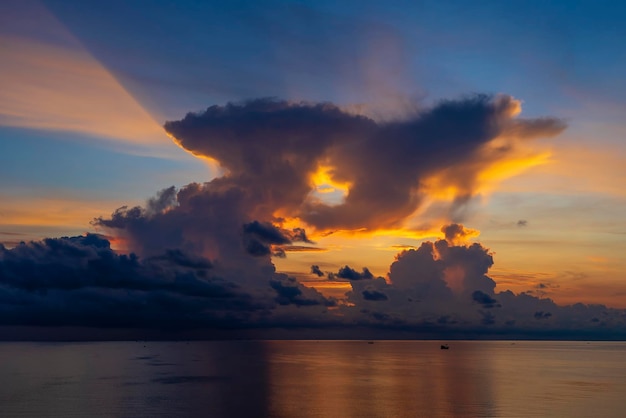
[440,344,449,350]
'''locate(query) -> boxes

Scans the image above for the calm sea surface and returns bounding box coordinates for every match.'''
[0,340,625,417]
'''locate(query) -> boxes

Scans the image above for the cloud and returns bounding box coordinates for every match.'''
[311,265,324,277]
[242,221,314,258]
[243,221,293,246]
[7,90,623,338]
[0,234,265,328]
[279,245,326,252]
[331,224,626,337]
[441,223,479,245]
[0,232,339,330]
[472,290,501,309]
[362,289,388,301]
[329,265,375,281]
[164,96,565,232]
[3,224,626,338]
[534,311,552,320]
[270,276,335,307]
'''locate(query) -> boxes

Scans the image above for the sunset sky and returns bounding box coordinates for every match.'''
[1,0,626,339]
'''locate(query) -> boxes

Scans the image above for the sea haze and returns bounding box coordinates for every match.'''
[0,340,625,417]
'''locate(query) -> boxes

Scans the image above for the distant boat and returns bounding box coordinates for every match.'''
[367,341,374,344]
[440,344,449,350]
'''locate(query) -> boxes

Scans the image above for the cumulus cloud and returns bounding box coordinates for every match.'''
[333,224,626,337]
[362,289,388,301]
[164,95,566,232]
[0,234,335,330]
[270,276,335,307]
[472,290,501,309]
[442,223,479,245]
[0,235,262,328]
[328,265,375,281]
[5,94,623,339]
[310,265,324,277]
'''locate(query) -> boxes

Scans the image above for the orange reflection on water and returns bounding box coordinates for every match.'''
[264,341,497,417]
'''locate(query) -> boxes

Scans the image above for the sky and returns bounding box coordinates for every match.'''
[1,0,626,339]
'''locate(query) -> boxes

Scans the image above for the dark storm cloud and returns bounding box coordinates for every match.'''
[152,249,213,269]
[243,221,292,245]
[0,234,339,329]
[164,99,374,225]
[165,96,566,231]
[242,221,313,257]
[338,265,374,280]
[270,276,335,307]
[362,289,388,301]
[243,221,290,257]
[245,239,273,257]
[2,228,625,337]
[93,182,287,290]
[311,265,324,277]
[0,235,267,328]
[12,90,626,338]
[472,290,500,308]
[328,265,374,281]
[534,311,552,320]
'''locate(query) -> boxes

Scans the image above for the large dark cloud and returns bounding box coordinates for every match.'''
[165,96,566,231]
[4,95,622,339]
[0,235,262,328]
[94,182,275,285]
[92,95,563,292]
[0,234,333,329]
[164,99,373,225]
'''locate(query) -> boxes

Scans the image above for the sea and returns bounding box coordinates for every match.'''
[0,340,625,417]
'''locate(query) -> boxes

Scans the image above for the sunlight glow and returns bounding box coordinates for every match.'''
[477,150,552,192]
[0,2,179,157]
[0,197,124,228]
[165,132,222,175]
[309,164,351,203]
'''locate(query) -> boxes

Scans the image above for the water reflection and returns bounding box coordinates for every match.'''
[1,341,625,417]
[265,341,497,417]
[0,341,272,417]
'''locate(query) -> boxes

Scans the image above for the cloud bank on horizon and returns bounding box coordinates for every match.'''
[2,95,623,339]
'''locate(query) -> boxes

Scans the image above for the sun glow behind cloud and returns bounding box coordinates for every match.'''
[309,164,351,199]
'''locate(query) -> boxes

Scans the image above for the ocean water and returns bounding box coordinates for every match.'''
[0,340,625,417]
